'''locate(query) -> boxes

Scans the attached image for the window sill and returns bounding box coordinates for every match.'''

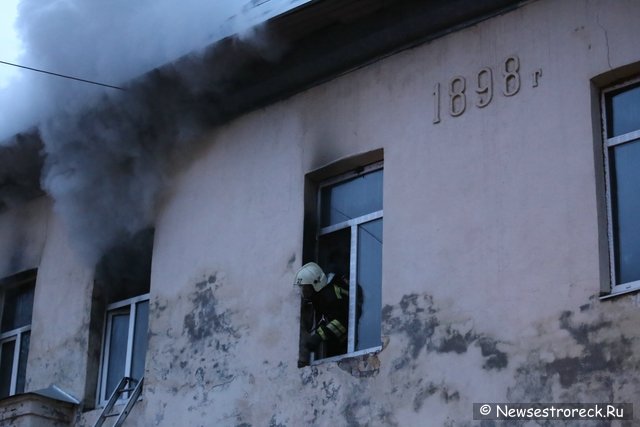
[310,345,382,366]
[599,281,640,300]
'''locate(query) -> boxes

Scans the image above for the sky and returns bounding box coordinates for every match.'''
[0,0,311,141]
[0,0,22,88]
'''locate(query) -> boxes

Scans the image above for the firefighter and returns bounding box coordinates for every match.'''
[294,262,349,363]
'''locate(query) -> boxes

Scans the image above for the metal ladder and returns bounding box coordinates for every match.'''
[93,377,144,427]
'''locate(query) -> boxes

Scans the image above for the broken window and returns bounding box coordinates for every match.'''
[0,270,36,399]
[301,159,383,363]
[94,229,153,406]
[603,78,640,296]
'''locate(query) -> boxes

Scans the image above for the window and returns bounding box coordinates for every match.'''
[0,270,36,399]
[603,78,640,296]
[304,160,383,362]
[98,294,149,405]
[91,229,153,406]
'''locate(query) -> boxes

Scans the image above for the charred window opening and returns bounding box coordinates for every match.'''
[602,78,640,297]
[300,152,383,365]
[85,229,153,408]
[0,269,36,399]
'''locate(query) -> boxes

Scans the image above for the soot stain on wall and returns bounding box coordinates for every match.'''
[161,287,637,425]
[183,275,239,344]
[291,292,636,425]
[291,292,509,425]
[412,380,460,412]
[341,382,400,427]
[300,365,320,388]
[287,253,296,270]
[147,273,245,421]
[382,293,508,372]
[269,414,287,427]
[508,309,640,404]
[382,293,439,365]
[293,292,503,426]
[341,384,373,427]
[185,275,241,393]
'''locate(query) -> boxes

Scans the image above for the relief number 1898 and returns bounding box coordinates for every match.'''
[433,55,538,124]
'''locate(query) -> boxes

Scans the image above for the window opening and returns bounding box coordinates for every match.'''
[602,78,640,296]
[308,161,383,362]
[98,294,149,406]
[95,229,152,406]
[0,270,36,398]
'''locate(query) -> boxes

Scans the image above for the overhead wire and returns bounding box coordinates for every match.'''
[0,60,125,91]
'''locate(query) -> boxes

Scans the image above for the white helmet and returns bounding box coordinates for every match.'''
[294,262,327,292]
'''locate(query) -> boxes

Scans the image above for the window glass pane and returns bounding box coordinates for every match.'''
[610,139,640,284]
[131,301,149,381]
[320,169,383,226]
[105,312,130,400]
[607,83,640,137]
[0,340,16,398]
[1,283,35,332]
[16,332,29,394]
[356,218,383,351]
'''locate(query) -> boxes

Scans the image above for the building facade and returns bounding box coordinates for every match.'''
[0,0,640,425]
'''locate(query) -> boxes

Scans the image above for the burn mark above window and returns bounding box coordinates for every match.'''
[91,228,153,408]
[94,228,154,303]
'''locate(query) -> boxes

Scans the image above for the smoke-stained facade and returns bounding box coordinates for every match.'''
[1,0,640,425]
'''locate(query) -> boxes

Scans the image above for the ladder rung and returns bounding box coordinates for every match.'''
[93,376,143,427]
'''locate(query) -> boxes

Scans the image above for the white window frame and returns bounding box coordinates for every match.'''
[601,76,640,298]
[0,274,35,398]
[0,325,30,396]
[97,293,149,406]
[311,161,383,364]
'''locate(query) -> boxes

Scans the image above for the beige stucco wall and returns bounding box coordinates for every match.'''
[132,1,640,425]
[2,0,640,426]
[0,196,92,410]
[27,210,93,399]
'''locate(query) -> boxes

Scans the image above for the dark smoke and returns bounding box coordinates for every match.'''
[40,30,285,266]
[0,1,302,267]
[0,0,308,140]
[0,131,43,211]
[95,228,154,302]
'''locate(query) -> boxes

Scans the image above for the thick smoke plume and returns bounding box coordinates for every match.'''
[0,0,306,266]
[1,0,306,140]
